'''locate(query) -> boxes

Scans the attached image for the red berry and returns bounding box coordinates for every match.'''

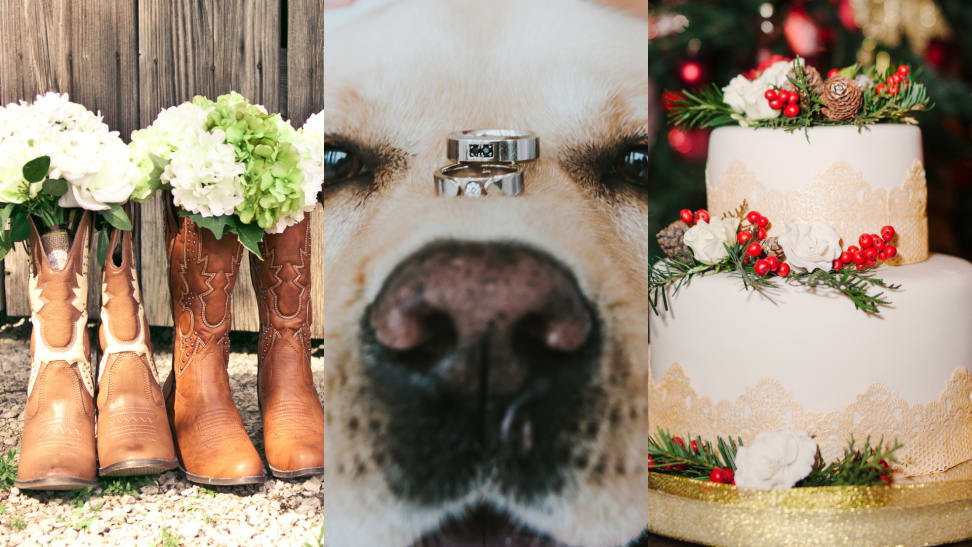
[746,242,763,257]
[886,75,896,86]
[872,236,885,250]
[755,215,769,228]
[746,211,761,224]
[695,209,711,224]
[756,227,767,240]
[852,250,865,265]
[884,245,897,259]
[768,99,783,110]
[859,234,874,248]
[879,459,890,470]
[787,93,799,104]
[864,247,878,261]
[880,474,892,484]
[856,262,868,270]
[777,90,790,102]
[876,83,886,95]
[847,245,860,254]
[878,249,889,261]
[840,251,852,264]
[691,440,700,453]
[764,89,778,101]
[783,104,800,117]
[881,226,895,242]
[646,455,655,468]
[832,259,843,270]
[723,468,734,484]
[777,262,790,277]
[827,68,839,78]
[710,468,725,483]
[673,436,685,448]
[766,256,779,271]
[889,85,899,96]
[897,64,909,75]
[754,259,772,276]
[679,208,694,224]
[737,231,752,245]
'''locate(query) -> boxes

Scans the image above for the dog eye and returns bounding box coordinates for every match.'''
[324,144,367,182]
[617,145,651,185]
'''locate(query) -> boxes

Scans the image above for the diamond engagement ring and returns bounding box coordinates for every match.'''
[434,163,524,197]
[447,130,539,163]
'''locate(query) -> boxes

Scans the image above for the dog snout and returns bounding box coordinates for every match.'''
[369,241,595,399]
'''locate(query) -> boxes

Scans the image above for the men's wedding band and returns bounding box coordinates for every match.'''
[434,163,524,197]
[447,130,539,163]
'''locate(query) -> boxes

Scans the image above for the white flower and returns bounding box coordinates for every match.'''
[0,135,42,204]
[683,217,739,265]
[756,60,795,88]
[58,139,138,211]
[734,430,817,490]
[854,74,875,90]
[266,111,325,234]
[777,221,843,272]
[165,128,245,217]
[723,60,799,124]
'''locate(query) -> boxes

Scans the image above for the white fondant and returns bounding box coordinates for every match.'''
[649,254,972,411]
[706,124,922,196]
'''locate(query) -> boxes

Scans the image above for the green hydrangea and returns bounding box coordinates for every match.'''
[193,93,305,231]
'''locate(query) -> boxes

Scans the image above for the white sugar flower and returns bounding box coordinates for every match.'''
[778,220,843,272]
[165,128,245,217]
[683,217,739,265]
[723,60,799,124]
[735,430,817,490]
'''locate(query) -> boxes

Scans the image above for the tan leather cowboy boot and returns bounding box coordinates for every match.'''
[97,227,178,476]
[15,213,98,490]
[251,217,324,478]
[165,202,265,485]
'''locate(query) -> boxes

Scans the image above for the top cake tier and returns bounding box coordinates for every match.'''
[706,125,928,265]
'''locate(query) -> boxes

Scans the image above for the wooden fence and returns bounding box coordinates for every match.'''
[0,0,324,337]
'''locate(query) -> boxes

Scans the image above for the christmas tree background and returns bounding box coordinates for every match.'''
[645,0,971,260]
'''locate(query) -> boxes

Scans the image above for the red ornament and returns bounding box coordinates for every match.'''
[746,211,761,224]
[769,99,784,110]
[764,89,778,101]
[766,256,780,271]
[884,245,897,259]
[897,65,909,76]
[679,60,704,86]
[667,128,709,160]
[737,231,753,245]
[746,242,763,257]
[783,104,800,117]
[679,209,694,224]
[783,8,823,58]
[754,259,772,276]
[859,234,874,248]
[755,215,769,228]
[710,468,726,483]
[777,263,791,277]
[880,474,892,484]
[695,209,711,224]
[827,68,839,79]
[840,251,852,264]
[757,227,768,240]
[881,226,895,242]
[832,259,843,270]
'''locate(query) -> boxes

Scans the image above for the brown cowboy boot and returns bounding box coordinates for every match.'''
[251,218,324,478]
[15,213,98,490]
[96,227,178,476]
[165,202,265,485]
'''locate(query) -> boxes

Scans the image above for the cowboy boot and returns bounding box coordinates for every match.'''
[251,217,324,478]
[96,227,178,476]
[15,213,98,490]
[165,201,265,485]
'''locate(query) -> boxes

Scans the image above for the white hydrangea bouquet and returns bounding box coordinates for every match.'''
[0,93,148,262]
[130,92,324,257]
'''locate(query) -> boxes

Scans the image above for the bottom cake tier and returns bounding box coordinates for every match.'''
[648,254,972,479]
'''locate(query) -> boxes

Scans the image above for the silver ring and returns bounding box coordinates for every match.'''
[447,129,539,163]
[434,163,524,197]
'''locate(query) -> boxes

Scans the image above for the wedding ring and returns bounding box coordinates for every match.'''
[447,130,539,163]
[434,163,524,197]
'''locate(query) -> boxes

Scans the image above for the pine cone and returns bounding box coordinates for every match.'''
[820,76,863,121]
[761,236,785,261]
[657,220,690,258]
[782,65,824,103]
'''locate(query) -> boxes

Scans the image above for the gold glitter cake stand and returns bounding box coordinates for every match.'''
[638,473,972,546]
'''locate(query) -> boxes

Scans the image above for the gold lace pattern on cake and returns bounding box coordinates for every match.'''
[649,363,972,479]
[706,159,928,265]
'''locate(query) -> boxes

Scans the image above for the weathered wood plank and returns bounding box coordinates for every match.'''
[212,0,282,333]
[137,0,217,327]
[289,0,325,338]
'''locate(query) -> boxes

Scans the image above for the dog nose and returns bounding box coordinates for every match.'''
[368,241,596,399]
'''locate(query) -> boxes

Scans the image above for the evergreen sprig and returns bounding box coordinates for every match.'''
[787,267,899,314]
[798,437,901,487]
[646,428,742,480]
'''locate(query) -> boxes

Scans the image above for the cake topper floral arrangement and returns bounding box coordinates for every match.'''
[668,55,932,129]
[648,203,901,314]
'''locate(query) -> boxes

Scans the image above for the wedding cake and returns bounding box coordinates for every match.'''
[648,123,972,481]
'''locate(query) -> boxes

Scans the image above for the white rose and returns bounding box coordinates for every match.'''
[683,217,739,265]
[58,139,138,211]
[734,430,817,490]
[777,220,842,272]
[0,136,42,204]
[165,128,245,217]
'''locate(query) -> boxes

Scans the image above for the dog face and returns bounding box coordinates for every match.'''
[323,1,658,545]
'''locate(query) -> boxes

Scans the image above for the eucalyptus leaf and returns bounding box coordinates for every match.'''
[102,204,133,231]
[41,178,68,197]
[22,156,51,183]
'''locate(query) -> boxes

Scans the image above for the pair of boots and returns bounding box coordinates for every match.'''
[16,213,177,489]
[165,204,324,484]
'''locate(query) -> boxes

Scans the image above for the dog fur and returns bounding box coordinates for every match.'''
[323,1,657,544]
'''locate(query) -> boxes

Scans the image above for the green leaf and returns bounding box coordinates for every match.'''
[41,178,68,197]
[0,203,13,229]
[177,210,233,241]
[97,229,109,267]
[101,204,133,231]
[22,156,51,183]
[10,212,30,242]
[838,64,860,79]
[234,220,264,259]
[0,232,12,262]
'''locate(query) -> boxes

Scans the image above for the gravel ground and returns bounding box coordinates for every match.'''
[0,321,325,546]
